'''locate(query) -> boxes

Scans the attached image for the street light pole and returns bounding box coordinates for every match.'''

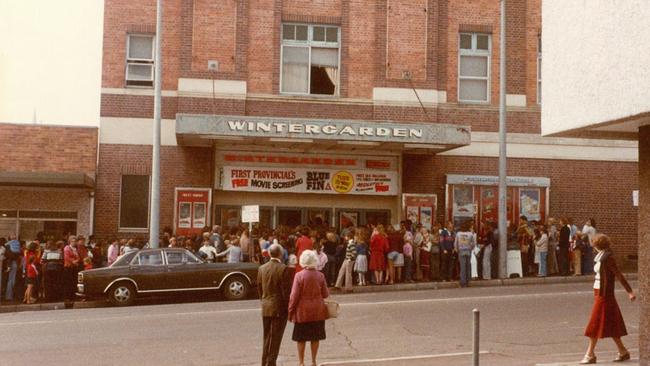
[149,0,163,248]
[498,0,508,278]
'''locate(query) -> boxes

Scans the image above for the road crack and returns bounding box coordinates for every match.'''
[333,321,359,356]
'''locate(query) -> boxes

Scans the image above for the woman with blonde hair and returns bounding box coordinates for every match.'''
[369,224,389,285]
[289,250,330,366]
[579,234,635,364]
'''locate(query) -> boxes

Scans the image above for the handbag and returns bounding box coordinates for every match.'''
[324,299,340,319]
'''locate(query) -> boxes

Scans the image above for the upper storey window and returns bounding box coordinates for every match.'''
[458,33,491,103]
[126,34,155,87]
[281,24,340,96]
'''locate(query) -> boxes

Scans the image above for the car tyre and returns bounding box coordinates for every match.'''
[222,276,249,301]
[108,282,136,306]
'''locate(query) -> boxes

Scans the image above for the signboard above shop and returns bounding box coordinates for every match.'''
[221,166,398,196]
[176,114,471,148]
[446,174,551,187]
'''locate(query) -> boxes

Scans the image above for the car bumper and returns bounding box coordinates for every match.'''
[77,284,85,294]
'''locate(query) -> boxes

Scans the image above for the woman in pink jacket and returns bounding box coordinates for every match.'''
[289,250,330,366]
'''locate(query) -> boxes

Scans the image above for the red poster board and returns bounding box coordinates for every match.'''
[174,188,212,236]
[402,194,437,230]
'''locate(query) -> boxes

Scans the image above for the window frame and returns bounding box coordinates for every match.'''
[118,174,151,232]
[457,32,492,104]
[280,23,341,96]
[125,33,155,87]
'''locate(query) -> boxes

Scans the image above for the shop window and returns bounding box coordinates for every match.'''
[119,175,150,230]
[126,34,155,87]
[278,208,303,228]
[214,206,272,230]
[281,23,340,96]
[364,210,390,227]
[458,33,491,103]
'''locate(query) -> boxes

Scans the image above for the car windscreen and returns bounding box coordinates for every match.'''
[111,252,138,267]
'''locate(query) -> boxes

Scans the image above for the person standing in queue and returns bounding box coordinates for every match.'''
[62,235,80,302]
[558,217,571,276]
[454,221,476,288]
[289,250,330,366]
[579,234,635,364]
[258,244,292,366]
[295,227,314,274]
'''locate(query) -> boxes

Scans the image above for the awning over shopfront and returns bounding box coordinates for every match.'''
[0,171,95,188]
[175,114,471,153]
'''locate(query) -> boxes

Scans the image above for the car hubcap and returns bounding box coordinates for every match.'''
[229,281,244,297]
[115,287,130,302]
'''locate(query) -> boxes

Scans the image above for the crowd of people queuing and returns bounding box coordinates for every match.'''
[0,214,601,304]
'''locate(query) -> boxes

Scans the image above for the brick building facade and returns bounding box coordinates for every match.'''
[97,0,639,263]
[0,123,98,239]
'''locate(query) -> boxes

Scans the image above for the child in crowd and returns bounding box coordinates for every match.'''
[315,241,328,273]
[403,238,414,283]
[24,256,39,304]
[354,238,368,286]
[83,257,93,270]
[287,247,298,280]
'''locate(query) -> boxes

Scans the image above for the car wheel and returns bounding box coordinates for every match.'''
[222,276,249,301]
[108,282,136,306]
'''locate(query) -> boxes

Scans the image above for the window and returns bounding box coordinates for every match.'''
[132,251,163,266]
[458,33,491,103]
[281,24,340,95]
[537,35,542,104]
[126,34,155,87]
[166,250,202,265]
[119,175,150,230]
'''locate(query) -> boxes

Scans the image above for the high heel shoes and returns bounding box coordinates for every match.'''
[579,355,596,364]
[613,352,630,362]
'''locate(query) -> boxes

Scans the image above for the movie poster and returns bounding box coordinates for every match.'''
[406,206,420,225]
[519,188,541,221]
[419,207,433,229]
[339,211,358,229]
[453,186,474,218]
[193,202,206,229]
[178,202,192,229]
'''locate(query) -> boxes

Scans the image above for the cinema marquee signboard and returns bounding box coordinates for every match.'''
[221,166,398,195]
[176,114,471,145]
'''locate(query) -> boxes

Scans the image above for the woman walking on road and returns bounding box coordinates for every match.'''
[289,250,330,366]
[579,234,636,364]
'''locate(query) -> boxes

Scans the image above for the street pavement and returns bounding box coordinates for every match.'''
[0,282,639,366]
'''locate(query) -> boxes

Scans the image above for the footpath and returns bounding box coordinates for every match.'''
[0,273,638,314]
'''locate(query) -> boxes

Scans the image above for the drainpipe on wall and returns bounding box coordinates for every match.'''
[89,191,95,236]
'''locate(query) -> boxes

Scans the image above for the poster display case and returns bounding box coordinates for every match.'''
[174,188,212,236]
[446,175,550,234]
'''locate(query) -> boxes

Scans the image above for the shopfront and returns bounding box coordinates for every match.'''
[175,114,471,231]
[446,174,551,233]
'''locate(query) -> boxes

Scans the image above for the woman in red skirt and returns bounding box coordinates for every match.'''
[580,234,636,364]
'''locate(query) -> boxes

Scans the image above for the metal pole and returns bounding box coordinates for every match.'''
[473,308,480,366]
[149,0,163,248]
[498,0,508,279]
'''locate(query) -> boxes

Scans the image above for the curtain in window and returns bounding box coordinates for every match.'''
[312,48,339,94]
[282,46,309,93]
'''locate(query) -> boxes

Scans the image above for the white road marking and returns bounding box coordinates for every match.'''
[0,288,631,327]
[318,351,490,365]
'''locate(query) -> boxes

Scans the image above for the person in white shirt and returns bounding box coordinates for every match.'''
[215,240,243,263]
[581,218,597,244]
[107,238,120,266]
[199,240,218,262]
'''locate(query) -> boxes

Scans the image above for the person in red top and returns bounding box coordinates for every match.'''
[369,225,389,285]
[63,235,81,301]
[23,256,39,304]
[294,227,314,274]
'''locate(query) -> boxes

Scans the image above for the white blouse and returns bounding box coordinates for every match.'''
[593,251,605,289]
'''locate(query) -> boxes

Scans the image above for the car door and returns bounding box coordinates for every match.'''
[128,250,167,291]
[164,249,214,290]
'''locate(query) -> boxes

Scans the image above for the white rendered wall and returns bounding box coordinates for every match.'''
[0,1,104,126]
[541,0,650,135]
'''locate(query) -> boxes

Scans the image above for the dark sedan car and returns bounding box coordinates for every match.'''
[77,248,258,306]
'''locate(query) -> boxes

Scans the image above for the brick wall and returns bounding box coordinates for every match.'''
[94,144,212,238]
[402,154,639,262]
[0,123,97,176]
[102,0,542,105]
[638,125,649,364]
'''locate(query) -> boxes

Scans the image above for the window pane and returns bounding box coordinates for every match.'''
[282,46,309,93]
[282,24,295,40]
[126,63,153,80]
[460,56,488,77]
[311,48,338,67]
[138,251,163,266]
[313,26,325,41]
[296,25,308,41]
[326,27,338,42]
[120,175,149,228]
[459,79,488,102]
[460,34,472,49]
[166,251,183,265]
[128,35,153,60]
[476,35,489,50]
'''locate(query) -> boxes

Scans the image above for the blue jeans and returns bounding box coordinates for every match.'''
[538,251,548,277]
[459,253,471,287]
[5,260,18,300]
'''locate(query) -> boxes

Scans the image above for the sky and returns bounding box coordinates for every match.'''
[0,0,104,126]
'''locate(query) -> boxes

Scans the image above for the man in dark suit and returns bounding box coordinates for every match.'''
[558,217,571,276]
[258,244,292,366]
